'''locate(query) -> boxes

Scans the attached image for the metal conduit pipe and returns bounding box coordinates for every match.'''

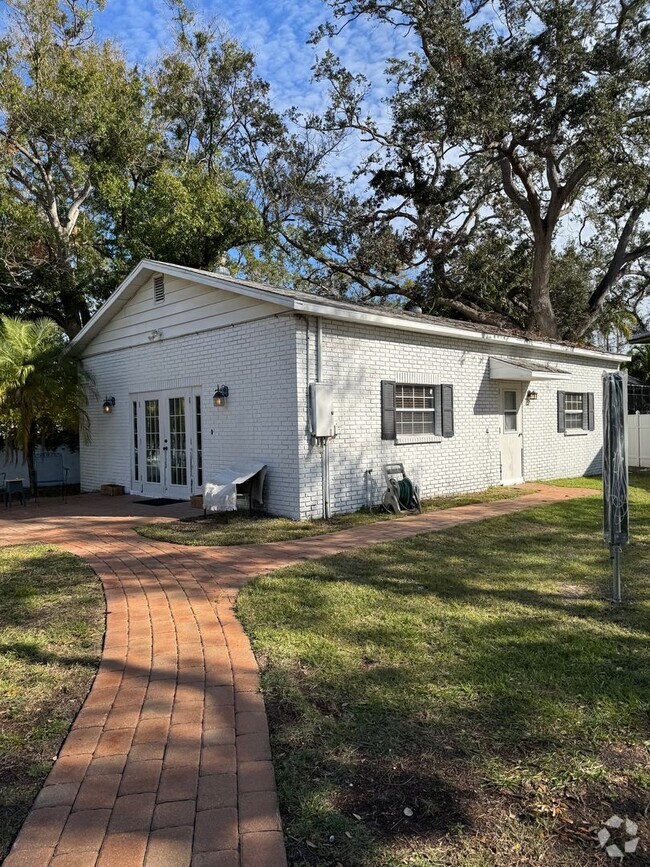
[315,318,330,519]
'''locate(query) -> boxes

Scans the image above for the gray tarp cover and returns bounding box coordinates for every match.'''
[203,462,267,512]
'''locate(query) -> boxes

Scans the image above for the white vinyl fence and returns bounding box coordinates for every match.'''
[0,446,80,487]
[628,412,650,468]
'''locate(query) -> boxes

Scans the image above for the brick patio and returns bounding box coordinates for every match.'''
[0,484,595,866]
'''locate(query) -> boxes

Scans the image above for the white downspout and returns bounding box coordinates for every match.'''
[316,318,330,519]
[316,316,322,381]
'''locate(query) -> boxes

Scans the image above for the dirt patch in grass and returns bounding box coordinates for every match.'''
[0,544,103,859]
[135,485,528,547]
[238,475,650,866]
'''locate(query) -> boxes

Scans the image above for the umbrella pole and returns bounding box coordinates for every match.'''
[611,545,622,603]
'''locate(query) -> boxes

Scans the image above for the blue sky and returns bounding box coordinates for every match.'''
[91,2,649,327]
[95,0,403,120]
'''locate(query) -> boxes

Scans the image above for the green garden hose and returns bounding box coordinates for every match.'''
[397,478,415,509]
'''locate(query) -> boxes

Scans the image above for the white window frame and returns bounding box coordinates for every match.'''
[395,383,436,437]
[564,392,586,431]
[502,389,519,433]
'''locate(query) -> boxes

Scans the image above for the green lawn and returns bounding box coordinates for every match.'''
[0,545,104,860]
[135,485,529,546]
[237,474,650,866]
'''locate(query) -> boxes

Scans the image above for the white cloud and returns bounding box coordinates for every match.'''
[95,0,412,177]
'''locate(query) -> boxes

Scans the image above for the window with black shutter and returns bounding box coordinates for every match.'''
[558,391,594,432]
[381,381,454,440]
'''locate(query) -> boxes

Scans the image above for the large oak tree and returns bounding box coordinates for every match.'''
[271,0,650,340]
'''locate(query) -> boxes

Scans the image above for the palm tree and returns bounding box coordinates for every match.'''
[0,317,93,495]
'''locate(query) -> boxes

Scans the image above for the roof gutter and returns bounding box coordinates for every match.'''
[292,300,630,364]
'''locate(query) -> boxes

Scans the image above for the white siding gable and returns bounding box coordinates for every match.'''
[83,274,284,356]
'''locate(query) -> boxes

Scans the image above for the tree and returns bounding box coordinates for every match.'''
[0,0,153,334]
[277,0,650,340]
[627,345,650,382]
[0,0,272,337]
[0,316,92,494]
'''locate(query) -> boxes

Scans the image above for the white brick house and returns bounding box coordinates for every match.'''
[70,259,627,520]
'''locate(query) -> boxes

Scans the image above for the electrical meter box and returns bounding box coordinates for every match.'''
[309,383,336,438]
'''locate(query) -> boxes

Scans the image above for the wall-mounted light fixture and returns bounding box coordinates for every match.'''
[526,389,538,402]
[103,396,116,414]
[212,385,229,407]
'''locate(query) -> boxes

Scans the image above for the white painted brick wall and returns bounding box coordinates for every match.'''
[81,313,302,518]
[296,318,619,520]
[82,310,620,522]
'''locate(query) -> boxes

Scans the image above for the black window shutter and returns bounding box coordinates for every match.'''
[557,391,566,432]
[441,384,454,437]
[586,392,595,431]
[433,384,443,436]
[381,381,396,440]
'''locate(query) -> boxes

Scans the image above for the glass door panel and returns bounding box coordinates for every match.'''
[132,401,140,486]
[503,390,518,432]
[145,399,161,484]
[168,397,188,487]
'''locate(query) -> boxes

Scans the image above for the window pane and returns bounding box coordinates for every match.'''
[396,410,435,435]
[504,391,517,411]
[169,397,187,487]
[504,411,517,432]
[396,384,434,410]
[395,384,436,435]
[565,393,584,412]
[145,400,160,483]
[565,393,585,429]
[133,402,139,481]
[195,395,202,487]
[565,412,584,429]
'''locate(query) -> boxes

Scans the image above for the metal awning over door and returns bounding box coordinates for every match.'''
[489,357,572,381]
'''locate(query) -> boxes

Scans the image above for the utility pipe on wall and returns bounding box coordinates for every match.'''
[316,317,323,381]
[315,317,330,519]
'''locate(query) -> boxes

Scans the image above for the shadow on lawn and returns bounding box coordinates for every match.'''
[0,545,103,861]
[0,641,99,667]
[243,488,650,865]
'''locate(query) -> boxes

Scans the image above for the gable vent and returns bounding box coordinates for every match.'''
[153,275,165,304]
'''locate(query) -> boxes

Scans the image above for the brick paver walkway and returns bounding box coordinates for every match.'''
[1,484,595,866]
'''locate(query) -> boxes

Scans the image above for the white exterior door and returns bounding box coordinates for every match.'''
[499,384,524,485]
[131,390,196,498]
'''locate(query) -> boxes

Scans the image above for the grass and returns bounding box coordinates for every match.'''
[237,473,650,866]
[0,545,104,860]
[544,476,605,489]
[135,485,529,546]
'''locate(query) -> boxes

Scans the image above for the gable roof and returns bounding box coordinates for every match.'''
[69,259,629,363]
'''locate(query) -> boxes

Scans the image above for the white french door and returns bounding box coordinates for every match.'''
[131,390,197,498]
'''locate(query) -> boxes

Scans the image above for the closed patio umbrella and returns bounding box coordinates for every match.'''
[602,371,629,602]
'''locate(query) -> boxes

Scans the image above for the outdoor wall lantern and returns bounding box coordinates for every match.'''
[213,386,229,407]
[526,389,539,402]
[103,396,116,414]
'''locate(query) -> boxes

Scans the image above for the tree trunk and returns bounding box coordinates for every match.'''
[26,440,37,498]
[528,233,559,338]
[59,287,91,339]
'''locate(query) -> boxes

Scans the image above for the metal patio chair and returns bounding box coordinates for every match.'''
[5,478,26,508]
